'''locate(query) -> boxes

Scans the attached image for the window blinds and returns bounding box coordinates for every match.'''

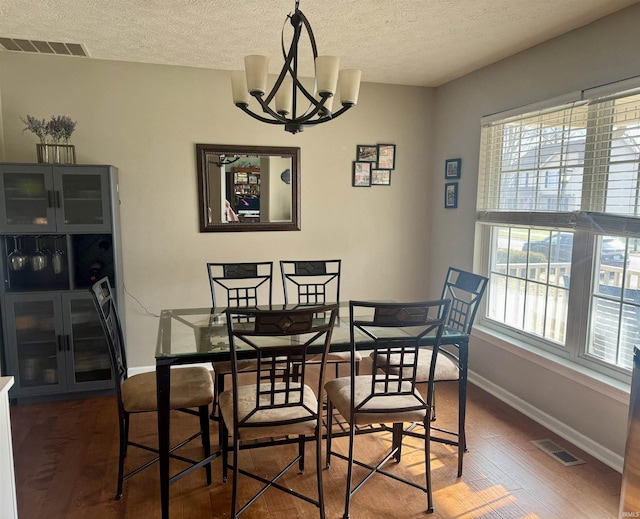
[477,87,640,223]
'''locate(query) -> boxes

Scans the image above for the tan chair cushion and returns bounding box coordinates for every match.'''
[121,367,213,413]
[219,382,318,441]
[324,375,427,425]
[370,349,460,383]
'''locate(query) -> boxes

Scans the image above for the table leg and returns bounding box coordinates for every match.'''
[157,363,171,519]
[457,340,468,478]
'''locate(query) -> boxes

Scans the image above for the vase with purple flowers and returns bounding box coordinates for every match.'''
[22,114,77,164]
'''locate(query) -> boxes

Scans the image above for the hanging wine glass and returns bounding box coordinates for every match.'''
[8,236,27,271]
[52,236,65,275]
[31,236,47,272]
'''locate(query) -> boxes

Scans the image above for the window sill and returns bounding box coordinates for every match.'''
[472,324,630,404]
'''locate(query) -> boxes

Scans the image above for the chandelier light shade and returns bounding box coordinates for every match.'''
[231,0,361,134]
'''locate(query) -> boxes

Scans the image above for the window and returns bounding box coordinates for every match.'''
[477,85,640,379]
[489,227,571,346]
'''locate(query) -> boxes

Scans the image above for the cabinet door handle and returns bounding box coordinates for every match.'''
[57,335,63,352]
[55,191,61,208]
[65,335,71,351]
[47,190,54,208]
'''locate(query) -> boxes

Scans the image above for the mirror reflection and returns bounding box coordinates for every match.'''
[196,144,300,232]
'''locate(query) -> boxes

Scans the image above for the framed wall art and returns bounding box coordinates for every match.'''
[353,161,372,187]
[377,144,396,170]
[445,182,458,208]
[356,144,378,162]
[371,169,391,186]
[445,158,461,179]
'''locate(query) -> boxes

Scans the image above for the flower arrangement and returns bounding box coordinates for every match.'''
[22,114,77,144]
[21,115,48,144]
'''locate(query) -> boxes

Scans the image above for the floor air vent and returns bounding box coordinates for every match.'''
[531,439,585,466]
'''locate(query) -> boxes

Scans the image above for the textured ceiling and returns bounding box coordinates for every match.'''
[0,0,637,87]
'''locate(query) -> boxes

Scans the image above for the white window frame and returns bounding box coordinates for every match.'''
[475,78,640,383]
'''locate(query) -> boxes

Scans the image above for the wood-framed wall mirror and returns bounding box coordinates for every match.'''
[196,144,301,232]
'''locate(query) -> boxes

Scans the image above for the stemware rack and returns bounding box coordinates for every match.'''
[2,233,114,292]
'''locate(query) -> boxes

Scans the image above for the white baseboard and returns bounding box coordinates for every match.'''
[469,370,624,473]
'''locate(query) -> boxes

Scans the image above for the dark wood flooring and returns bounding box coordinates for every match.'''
[9,365,622,518]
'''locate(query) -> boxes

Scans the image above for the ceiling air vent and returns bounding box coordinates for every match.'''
[0,38,88,57]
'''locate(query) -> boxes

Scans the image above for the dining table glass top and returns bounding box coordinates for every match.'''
[156,303,468,362]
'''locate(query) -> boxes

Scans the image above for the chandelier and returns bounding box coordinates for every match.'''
[231,0,361,134]
[212,154,241,167]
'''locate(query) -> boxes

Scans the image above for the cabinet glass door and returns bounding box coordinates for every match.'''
[0,167,57,232]
[5,294,66,394]
[56,168,112,232]
[64,293,112,390]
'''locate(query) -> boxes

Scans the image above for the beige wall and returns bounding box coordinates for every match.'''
[430,3,640,463]
[0,53,435,369]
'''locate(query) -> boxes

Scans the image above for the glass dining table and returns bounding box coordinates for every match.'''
[155,303,469,519]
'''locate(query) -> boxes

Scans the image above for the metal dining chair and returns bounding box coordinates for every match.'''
[280,259,361,376]
[206,262,273,422]
[325,299,450,517]
[90,277,213,499]
[372,267,488,477]
[220,304,339,519]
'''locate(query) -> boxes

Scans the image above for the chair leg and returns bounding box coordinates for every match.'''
[231,431,240,518]
[199,404,212,485]
[116,412,127,500]
[343,419,357,519]
[123,413,130,458]
[392,423,403,462]
[431,386,437,421]
[216,373,226,452]
[424,414,434,514]
[326,399,334,469]
[221,418,229,483]
[298,434,305,473]
[316,424,326,519]
[211,371,225,420]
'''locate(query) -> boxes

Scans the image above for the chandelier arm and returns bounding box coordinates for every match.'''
[302,104,354,126]
[287,70,322,108]
[284,8,320,112]
[297,10,319,65]
[263,14,302,107]
[236,104,288,125]
[289,97,329,124]
[213,155,242,167]
[252,94,294,122]
[256,89,325,126]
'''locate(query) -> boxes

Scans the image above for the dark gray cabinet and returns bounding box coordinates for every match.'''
[3,292,112,397]
[0,163,123,401]
[0,163,112,233]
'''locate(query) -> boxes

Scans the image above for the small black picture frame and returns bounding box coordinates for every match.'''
[445,158,461,179]
[356,144,378,162]
[371,169,391,186]
[445,182,458,208]
[353,161,372,187]
[377,144,396,170]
